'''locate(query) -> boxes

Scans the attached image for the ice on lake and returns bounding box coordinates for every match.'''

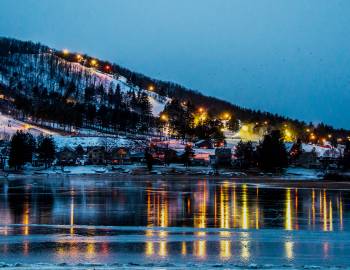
[0,176,349,269]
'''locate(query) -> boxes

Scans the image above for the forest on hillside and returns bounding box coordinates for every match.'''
[0,37,348,143]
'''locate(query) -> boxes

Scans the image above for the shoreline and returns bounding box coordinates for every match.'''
[2,169,350,190]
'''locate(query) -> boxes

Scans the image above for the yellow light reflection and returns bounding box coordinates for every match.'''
[159,241,167,257]
[232,185,237,228]
[340,195,343,230]
[193,181,208,259]
[194,240,206,259]
[23,201,29,236]
[145,242,154,257]
[285,189,293,231]
[145,188,169,257]
[220,240,231,260]
[323,190,328,231]
[145,188,154,256]
[285,241,294,260]
[241,185,249,230]
[70,197,74,235]
[329,200,333,231]
[240,236,250,261]
[86,241,96,259]
[219,183,231,260]
[312,189,316,227]
[181,242,187,256]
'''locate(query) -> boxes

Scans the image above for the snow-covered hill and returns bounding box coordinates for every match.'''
[0,53,169,116]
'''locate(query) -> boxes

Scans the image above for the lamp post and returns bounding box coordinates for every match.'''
[160,114,168,140]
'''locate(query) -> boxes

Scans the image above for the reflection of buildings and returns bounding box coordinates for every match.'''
[0,178,348,261]
[193,180,208,259]
[145,187,169,257]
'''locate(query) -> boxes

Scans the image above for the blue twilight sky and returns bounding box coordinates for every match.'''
[1,0,350,128]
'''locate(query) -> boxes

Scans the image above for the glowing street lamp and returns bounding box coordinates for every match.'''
[198,107,204,113]
[63,49,69,55]
[148,85,155,91]
[76,54,83,61]
[160,114,168,122]
[90,59,98,67]
[223,112,230,120]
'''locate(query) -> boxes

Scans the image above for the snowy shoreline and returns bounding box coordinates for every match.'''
[2,166,348,190]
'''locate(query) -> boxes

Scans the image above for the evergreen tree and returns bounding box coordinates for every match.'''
[9,131,35,170]
[235,141,255,169]
[37,136,56,168]
[342,140,350,170]
[75,144,85,157]
[257,130,288,172]
[183,144,195,167]
[227,117,240,133]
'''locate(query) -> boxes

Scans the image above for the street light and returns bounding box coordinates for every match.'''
[63,49,69,55]
[90,59,98,67]
[148,85,155,91]
[223,112,230,120]
[160,114,168,122]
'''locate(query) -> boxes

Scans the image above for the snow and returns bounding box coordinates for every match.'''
[0,53,168,117]
[40,165,111,175]
[302,143,342,158]
[285,167,322,179]
[52,135,136,150]
[0,113,57,139]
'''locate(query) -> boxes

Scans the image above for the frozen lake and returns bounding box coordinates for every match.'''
[0,176,349,269]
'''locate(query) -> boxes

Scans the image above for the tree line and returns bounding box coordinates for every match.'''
[8,131,55,170]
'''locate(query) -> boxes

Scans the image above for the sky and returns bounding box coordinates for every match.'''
[1,0,350,128]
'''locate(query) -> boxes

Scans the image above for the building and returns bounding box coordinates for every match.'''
[87,146,106,165]
[57,147,77,166]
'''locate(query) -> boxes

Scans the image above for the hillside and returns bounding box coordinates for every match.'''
[0,37,348,143]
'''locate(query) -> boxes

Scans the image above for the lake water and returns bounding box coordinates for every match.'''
[0,176,349,269]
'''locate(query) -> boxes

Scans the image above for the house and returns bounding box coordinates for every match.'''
[215,148,232,167]
[293,151,319,169]
[57,147,77,166]
[87,146,106,165]
[108,147,131,164]
[195,139,213,149]
[130,152,144,163]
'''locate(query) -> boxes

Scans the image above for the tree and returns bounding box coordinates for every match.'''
[183,144,194,167]
[163,99,194,139]
[9,131,36,170]
[289,138,303,162]
[37,136,56,168]
[235,141,255,169]
[227,117,240,133]
[75,144,85,157]
[342,140,350,170]
[257,130,288,172]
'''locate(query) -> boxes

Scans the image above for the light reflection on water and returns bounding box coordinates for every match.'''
[0,177,348,264]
